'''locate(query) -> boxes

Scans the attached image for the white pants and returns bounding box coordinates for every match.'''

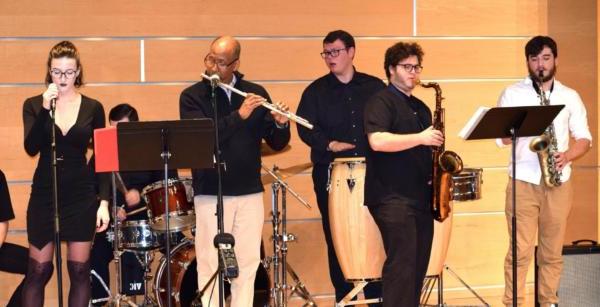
[194,193,264,307]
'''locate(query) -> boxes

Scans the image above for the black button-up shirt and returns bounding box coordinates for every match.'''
[296,70,386,165]
[364,84,433,211]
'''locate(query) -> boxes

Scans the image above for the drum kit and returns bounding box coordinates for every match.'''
[93,178,196,307]
[94,155,317,306]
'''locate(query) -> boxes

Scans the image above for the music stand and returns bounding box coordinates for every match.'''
[95,119,215,307]
[462,105,563,307]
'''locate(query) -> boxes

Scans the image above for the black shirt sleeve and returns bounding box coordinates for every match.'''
[91,100,110,201]
[179,82,245,146]
[23,96,51,157]
[296,84,332,152]
[0,170,15,222]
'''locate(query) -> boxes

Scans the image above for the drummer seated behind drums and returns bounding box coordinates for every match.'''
[179,36,290,307]
[90,103,179,306]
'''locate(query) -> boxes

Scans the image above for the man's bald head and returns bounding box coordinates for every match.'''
[211,36,241,60]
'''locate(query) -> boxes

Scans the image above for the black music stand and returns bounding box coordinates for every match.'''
[116,119,215,307]
[463,105,563,307]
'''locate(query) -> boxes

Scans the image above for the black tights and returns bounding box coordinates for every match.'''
[22,241,92,307]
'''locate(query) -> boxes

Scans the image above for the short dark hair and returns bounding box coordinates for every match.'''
[384,42,424,79]
[525,36,557,59]
[109,103,139,122]
[323,30,355,49]
[45,41,84,87]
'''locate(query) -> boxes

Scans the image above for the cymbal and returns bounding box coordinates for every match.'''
[261,162,313,185]
[260,143,292,156]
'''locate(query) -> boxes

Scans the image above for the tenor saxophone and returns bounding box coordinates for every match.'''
[529,72,562,187]
[420,82,463,222]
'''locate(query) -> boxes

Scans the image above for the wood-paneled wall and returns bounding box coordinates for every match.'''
[1,0,597,303]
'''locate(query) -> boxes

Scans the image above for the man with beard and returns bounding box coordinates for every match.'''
[496,35,592,307]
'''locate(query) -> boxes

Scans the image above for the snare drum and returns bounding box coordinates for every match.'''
[143,179,195,232]
[328,157,386,281]
[452,168,483,201]
[118,220,161,250]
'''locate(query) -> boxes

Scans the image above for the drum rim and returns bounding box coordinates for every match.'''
[142,178,186,195]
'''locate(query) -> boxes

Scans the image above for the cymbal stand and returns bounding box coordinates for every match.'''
[262,165,316,307]
[133,250,158,307]
[91,173,138,307]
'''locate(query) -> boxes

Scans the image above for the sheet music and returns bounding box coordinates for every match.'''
[458,106,490,139]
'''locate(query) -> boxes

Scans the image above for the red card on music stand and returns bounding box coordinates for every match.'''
[94,126,119,172]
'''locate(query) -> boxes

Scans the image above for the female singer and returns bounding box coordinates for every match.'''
[21,41,110,306]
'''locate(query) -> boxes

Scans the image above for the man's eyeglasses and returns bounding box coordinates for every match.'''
[397,64,423,73]
[204,54,238,68]
[50,69,77,79]
[320,48,347,59]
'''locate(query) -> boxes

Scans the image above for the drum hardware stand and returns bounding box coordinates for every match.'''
[92,173,141,307]
[133,250,158,307]
[262,165,316,307]
[49,98,64,307]
[336,280,382,307]
[421,265,489,307]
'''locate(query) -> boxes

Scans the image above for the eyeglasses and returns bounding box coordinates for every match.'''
[397,64,423,73]
[320,48,347,59]
[50,69,77,79]
[204,54,238,68]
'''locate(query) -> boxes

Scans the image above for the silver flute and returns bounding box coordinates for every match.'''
[201,73,313,129]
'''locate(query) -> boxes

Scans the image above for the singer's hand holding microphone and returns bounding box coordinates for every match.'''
[42,83,59,110]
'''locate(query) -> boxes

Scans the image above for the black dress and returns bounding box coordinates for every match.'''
[23,94,109,249]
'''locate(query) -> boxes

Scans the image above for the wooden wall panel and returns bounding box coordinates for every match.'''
[145,39,529,82]
[0,1,413,37]
[417,0,547,36]
[0,41,141,83]
[548,0,599,242]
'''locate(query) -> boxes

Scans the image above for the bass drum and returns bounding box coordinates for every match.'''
[154,239,270,307]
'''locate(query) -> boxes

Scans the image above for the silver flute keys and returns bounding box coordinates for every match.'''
[201,74,314,130]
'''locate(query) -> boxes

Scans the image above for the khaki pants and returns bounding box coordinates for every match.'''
[194,193,264,307]
[503,179,572,307]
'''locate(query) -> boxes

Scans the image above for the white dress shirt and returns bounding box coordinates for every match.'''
[496,77,592,185]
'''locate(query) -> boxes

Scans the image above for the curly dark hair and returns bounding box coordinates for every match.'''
[384,42,424,79]
[45,41,84,87]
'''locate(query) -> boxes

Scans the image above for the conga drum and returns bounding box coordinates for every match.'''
[328,157,386,281]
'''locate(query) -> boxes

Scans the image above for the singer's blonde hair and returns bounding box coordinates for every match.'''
[45,41,84,87]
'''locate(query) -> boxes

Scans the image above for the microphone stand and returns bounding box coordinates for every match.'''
[50,98,64,307]
[211,76,227,307]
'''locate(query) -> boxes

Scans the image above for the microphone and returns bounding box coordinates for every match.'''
[213,233,239,278]
[208,74,220,88]
[50,98,57,116]
[538,70,544,82]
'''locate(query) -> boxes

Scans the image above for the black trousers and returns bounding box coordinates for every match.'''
[0,242,28,307]
[313,164,382,304]
[369,203,433,307]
